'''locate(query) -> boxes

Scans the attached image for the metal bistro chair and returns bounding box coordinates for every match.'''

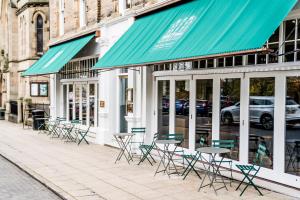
[138,133,158,165]
[182,137,206,180]
[160,133,184,172]
[129,128,146,158]
[76,125,91,145]
[236,144,267,196]
[212,139,235,186]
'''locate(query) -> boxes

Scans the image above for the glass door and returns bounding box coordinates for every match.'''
[175,80,190,148]
[195,79,213,148]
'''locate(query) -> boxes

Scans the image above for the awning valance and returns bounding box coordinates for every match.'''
[22,34,94,76]
[93,0,296,69]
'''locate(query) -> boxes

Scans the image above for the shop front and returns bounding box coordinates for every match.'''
[93,0,299,195]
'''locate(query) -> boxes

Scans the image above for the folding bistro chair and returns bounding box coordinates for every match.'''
[129,127,146,157]
[236,144,267,196]
[212,139,235,186]
[182,137,206,180]
[160,133,184,172]
[138,133,158,165]
[77,125,91,145]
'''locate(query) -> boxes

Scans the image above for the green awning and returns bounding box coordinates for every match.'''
[93,0,296,69]
[22,34,94,76]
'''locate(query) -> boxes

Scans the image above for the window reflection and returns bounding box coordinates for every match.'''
[175,80,189,148]
[195,80,212,148]
[89,84,95,127]
[285,77,300,176]
[220,78,240,160]
[68,85,73,121]
[249,77,275,169]
[158,80,170,136]
[82,85,87,125]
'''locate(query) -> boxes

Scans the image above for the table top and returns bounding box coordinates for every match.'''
[196,147,230,154]
[155,140,182,145]
[113,133,135,137]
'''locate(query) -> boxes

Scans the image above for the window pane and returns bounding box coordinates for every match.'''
[284,42,295,62]
[257,54,267,65]
[234,56,243,66]
[225,57,233,67]
[220,78,240,160]
[285,77,300,176]
[89,84,95,127]
[217,58,224,67]
[247,54,255,65]
[175,80,189,148]
[75,85,80,120]
[68,85,73,121]
[285,20,296,41]
[158,80,170,136]
[207,59,214,68]
[195,79,213,148]
[82,85,87,125]
[249,77,275,169]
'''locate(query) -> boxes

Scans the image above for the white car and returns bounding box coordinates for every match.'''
[220,96,300,130]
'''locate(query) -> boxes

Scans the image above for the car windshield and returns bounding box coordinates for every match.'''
[286,98,298,105]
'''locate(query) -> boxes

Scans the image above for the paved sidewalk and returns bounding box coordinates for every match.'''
[0,121,297,200]
[0,156,62,200]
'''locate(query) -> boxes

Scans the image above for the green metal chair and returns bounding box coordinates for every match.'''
[160,133,185,171]
[182,137,206,180]
[129,127,146,157]
[212,139,235,186]
[138,133,158,165]
[236,144,267,196]
[77,125,91,145]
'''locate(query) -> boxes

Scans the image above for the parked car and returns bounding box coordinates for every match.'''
[182,100,211,116]
[220,96,300,130]
[176,99,186,115]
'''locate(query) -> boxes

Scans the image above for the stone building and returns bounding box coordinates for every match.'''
[23,0,300,197]
[0,0,50,122]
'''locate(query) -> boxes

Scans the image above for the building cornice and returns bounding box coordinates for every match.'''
[16,1,48,16]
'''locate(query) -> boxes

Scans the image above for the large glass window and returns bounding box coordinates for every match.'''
[120,78,128,133]
[285,77,300,176]
[68,85,73,121]
[157,80,170,135]
[249,77,275,169]
[175,80,189,148]
[220,78,240,160]
[195,80,213,148]
[82,85,87,125]
[75,85,80,120]
[89,84,95,127]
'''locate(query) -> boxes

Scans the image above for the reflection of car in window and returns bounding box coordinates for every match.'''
[182,100,212,116]
[220,96,300,130]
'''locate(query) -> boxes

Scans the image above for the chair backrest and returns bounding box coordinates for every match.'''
[131,127,146,134]
[212,140,235,149]
[253,144,267,166]
[199,137,206,147]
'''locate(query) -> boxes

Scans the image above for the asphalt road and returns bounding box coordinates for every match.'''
[0,156,62,200]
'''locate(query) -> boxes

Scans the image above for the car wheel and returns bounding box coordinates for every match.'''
[261,114,273,130]
[223,112,233,125]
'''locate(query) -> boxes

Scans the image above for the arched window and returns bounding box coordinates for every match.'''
[36,15,43,54]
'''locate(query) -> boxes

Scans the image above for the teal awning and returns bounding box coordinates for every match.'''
[93,0,296,69]
[22,34,94,76]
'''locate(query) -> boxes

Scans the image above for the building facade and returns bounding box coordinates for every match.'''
[0,0,50,122]
[24,0,300,197]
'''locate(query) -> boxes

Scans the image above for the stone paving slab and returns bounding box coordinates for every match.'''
[0,156,61,200]
[0,120,298,200]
